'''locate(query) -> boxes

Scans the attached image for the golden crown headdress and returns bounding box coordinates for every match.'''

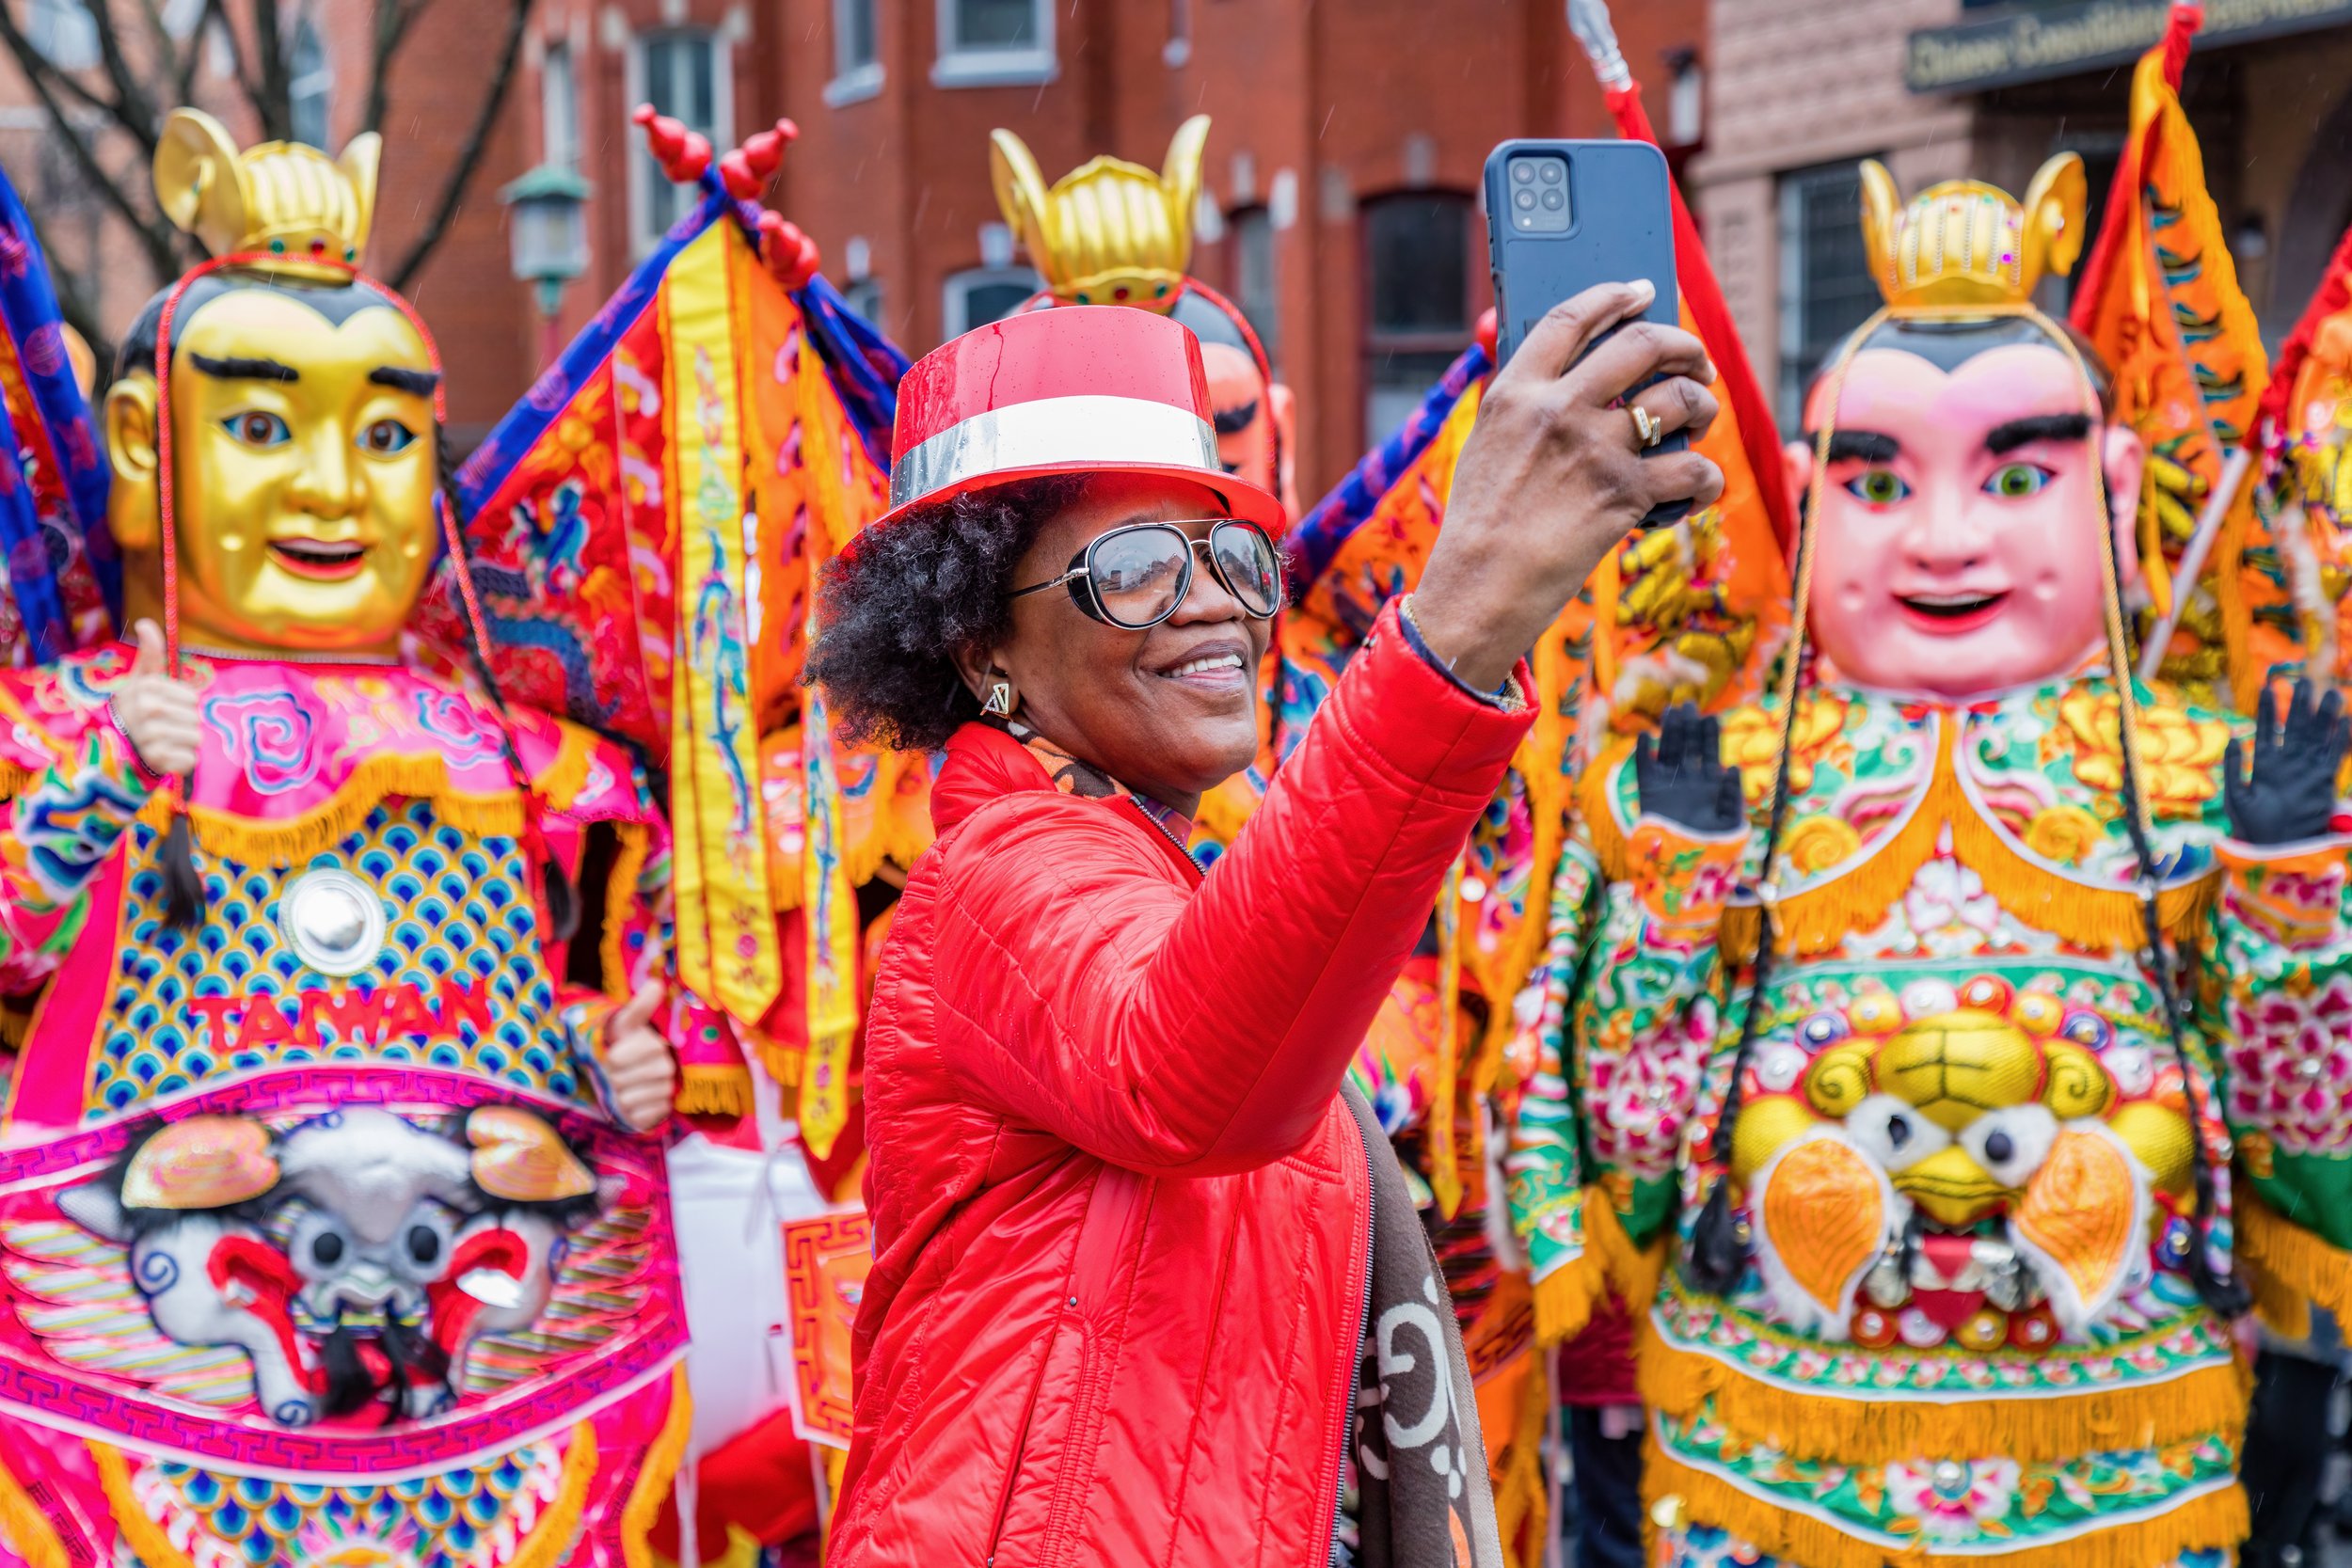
[153,108,380,284]
[990,116,1210,311]
[1859,152,2087,313]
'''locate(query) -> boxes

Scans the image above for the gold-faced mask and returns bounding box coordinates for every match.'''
[106,282,441,655]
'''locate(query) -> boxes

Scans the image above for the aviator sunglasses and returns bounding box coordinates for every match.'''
[1009,519,1286,631]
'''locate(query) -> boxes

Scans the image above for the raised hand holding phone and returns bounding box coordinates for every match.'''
[1485,137,1697,529]
[1411,280,1723,694]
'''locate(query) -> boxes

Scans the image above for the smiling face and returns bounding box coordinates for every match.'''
[968,471,1273,814]
[1787,334,2142,698]
[107,282,441,656]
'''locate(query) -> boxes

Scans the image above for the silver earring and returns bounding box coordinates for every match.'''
[981,680,1013,717]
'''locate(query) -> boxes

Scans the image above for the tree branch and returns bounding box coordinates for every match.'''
[0,7,178,281]
[248,0,291,141]
[85,0,164,158]
[196,0,260,109]
[364,0,432,135]
[132,0,190,115]
[388,0,533,291]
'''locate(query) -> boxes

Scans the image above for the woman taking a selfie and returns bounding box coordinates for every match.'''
[811,286,1720,1566]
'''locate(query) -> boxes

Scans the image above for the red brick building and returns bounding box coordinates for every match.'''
[0,0,542,442]
[523,0,1710,499]
[0,0,1709,490]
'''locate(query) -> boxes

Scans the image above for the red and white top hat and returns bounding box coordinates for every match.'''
[878,304,1282,532]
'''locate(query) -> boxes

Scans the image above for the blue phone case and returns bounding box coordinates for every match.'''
[1483,137,1691,527]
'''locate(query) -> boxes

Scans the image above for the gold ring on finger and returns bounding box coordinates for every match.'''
[1629,403,1664,451]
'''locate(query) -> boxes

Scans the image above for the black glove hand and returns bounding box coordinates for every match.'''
[1634,702,1745,836]
[2225,679,2350,847]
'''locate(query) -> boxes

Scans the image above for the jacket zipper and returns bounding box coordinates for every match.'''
[1124,795,1200,870]
[1329,1099,1376,1567]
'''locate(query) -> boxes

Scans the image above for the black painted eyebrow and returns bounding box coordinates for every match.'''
[189,353,297,382]
[1813,430,1900,465]
[1212,398,1260,437]
[1985,412,2092,453]
[368,366,441,395]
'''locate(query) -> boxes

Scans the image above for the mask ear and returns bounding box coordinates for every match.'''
[1782,437,1814,529]
[1269,382,1299,521]
[105,372,162,553]
[2101,424,2145,596]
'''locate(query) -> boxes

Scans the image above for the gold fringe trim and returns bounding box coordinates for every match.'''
[622,1366,695,1568]
[0,1449,68,1568]
[1644,1436,2248,1568]
[2237,1189,2352,1323]
[1532,1188,1667,1347]
[147,754,531,867]
[1588,722,2216,959]
[92,1424,599,1568]
[0,759,29,803]
[603,821,654,998]
[1638,1319,2249,1464]
[533,721,598,814]
[1531,1252,1607,1348]
[751,1020,803,1089]
[676,1063,755,1117]
[507,1423,600,1568]
[1492,1343,1551,1568]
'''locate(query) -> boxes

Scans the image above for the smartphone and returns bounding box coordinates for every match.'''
[1483,137,1691,527]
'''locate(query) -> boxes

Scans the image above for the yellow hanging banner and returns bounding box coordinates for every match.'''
[793,318,862,1159]
[664,222,781,1025]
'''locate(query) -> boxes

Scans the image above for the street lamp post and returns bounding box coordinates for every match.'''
[500,164,592,372]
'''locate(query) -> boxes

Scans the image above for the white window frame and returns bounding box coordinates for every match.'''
[931,0,1056,88]
[825,0,883,106]
[287,16,332,150]
[627,27,735,257]
[841,277,885,326]
[941,265,1042,340]
[26,0,99,71]
[542,39,580,169]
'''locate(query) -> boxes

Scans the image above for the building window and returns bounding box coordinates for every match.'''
[933,0,1055,88]
[1777,161,1879,431]
[1230,205,1278,365]
[842,277,884,325]
[26,0,98,70]
[288,17,331,150]
[826,0,882,105]
[1361,192,1473,443]
[942,265,1041,341]
[632,29,731,252]
[542,40,580,169]
[1665,50,1705,150]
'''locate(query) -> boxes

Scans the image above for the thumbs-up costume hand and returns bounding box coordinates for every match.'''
[600,980,678,1132]
[113,619,203,779]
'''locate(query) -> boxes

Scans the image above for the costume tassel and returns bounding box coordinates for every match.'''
[675,1064,757,1117]
[1637,1326,2249,1465]
[0,1452,68,1568]
[2237,1189,2352,1322]
[1643,1438,2247,1568]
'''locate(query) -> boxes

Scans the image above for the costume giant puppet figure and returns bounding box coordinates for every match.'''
[0,113,709,1568]
[1505,153,2352,1568]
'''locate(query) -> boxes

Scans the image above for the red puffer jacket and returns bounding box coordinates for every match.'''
[831,601,1531,1566]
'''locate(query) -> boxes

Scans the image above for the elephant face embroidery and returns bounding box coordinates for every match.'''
[57,1104,603,1429]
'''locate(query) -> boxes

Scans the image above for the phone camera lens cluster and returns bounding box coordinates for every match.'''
[1507,155,1572,232]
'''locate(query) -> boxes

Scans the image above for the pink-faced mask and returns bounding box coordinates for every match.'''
[1785,337,2143,700]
